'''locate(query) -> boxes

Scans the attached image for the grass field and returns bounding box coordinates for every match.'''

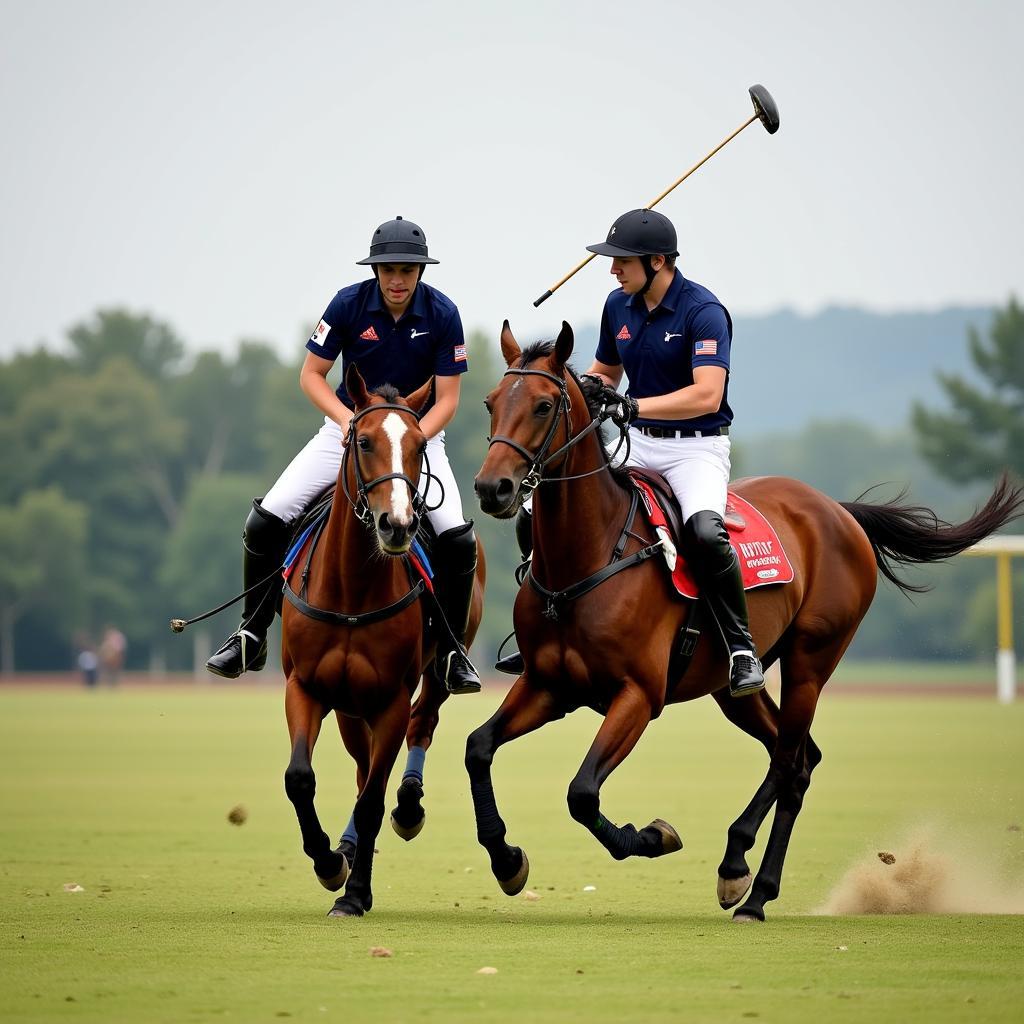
[2,684,1022,1023]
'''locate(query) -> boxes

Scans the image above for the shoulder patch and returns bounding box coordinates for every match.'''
[453,343,467,363]
[694,339,718,356]
[309,319,330,346]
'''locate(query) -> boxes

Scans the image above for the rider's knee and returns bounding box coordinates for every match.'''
[437,521,477,570]
[685,509,732,568]
[244,497,289,550]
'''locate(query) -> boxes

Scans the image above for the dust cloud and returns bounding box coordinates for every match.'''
[817,827,1024,915]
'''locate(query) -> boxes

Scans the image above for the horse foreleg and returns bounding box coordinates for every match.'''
[335,713,370,864]
[566,682,681,861]
[734,678,824,922]
[712,688,780,909]
[465,676,563,895]
[329,695,411,918]
[390,665,449,841]
[284,675,349,892]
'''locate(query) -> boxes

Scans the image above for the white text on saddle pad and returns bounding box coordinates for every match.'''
[382,413,412,526]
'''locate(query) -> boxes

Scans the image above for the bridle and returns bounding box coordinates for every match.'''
[340,402,438,528]
[486,366,615,496]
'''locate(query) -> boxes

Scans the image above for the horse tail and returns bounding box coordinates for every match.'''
[840,473,1024,595]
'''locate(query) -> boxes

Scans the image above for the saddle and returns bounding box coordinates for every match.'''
[626,470,794,598]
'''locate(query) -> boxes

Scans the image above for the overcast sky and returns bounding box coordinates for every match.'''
[2,0,1021,359]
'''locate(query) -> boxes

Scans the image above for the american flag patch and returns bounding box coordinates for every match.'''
[454,344,467,363]
[309,319,330,346]
[694,339,718,356]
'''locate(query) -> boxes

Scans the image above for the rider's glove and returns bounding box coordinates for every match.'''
[606,392,640,427]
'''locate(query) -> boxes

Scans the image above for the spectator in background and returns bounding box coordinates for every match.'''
[77,642,99,687]
[99,625,127,685]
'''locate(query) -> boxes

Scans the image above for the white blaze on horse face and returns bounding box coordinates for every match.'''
[382,412,412,526]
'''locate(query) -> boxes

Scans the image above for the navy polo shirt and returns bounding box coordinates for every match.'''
[594,270,733,431]
[306,279,468,409]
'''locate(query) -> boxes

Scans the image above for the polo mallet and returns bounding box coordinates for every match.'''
[533,84,780,307]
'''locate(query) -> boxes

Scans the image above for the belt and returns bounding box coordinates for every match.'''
[635,425,729,439]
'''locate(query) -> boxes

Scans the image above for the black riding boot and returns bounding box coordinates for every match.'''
[494,505,533,675]
[432,522,481,695]
[685,510,765,698]
[206,499,291,679]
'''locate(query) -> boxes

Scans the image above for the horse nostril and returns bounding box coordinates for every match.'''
[495,478,515,507]
[378,512,392,534]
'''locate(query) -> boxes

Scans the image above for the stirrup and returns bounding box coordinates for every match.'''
[440,646,481,695]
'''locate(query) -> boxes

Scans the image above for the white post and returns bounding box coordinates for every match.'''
[997,649,1016,705]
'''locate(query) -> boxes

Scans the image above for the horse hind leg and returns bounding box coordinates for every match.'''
[734,647,832,923]
[567,682,683,863]
[284,676,349,893]
[712,688,781,909]
[391,665,449,841]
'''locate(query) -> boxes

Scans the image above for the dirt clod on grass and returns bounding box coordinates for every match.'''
[369,947,392,958]
[227,805,248,826]
[877,851,896,865]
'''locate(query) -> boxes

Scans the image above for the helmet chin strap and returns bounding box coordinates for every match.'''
[638,255,660,297]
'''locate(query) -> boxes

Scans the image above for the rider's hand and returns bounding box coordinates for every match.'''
[603,390,640,427]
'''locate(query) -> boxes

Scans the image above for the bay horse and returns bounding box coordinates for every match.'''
[469,322,1022,921]
[282,365,485,917]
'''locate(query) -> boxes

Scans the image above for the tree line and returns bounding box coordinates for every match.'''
[1,300,1020,673]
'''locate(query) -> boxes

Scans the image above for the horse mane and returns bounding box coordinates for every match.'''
[371,384,402,404]
[517,340,631,487]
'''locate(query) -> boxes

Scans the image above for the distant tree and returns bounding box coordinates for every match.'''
[68,309,185,380]
[160,473,264,673]
[0,488,88,673]
[912,297,1024,484]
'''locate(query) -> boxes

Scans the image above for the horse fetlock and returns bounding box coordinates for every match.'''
[464,731,495,775]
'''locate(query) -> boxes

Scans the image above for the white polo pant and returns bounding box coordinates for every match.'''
[522,428,730,523]
[262,416,467,534]
[623,428,731,523]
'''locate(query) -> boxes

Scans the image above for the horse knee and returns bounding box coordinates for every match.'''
[566,778,599,827]
[284,763,315,804]
[465,728,494,777]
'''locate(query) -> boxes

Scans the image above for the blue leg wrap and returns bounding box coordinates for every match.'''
[341,813,358,846]
[403,746,426,783]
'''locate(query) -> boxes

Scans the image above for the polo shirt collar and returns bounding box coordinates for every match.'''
[625,269,686,314]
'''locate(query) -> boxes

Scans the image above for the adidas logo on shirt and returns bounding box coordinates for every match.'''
[360,326,379,341]
[616,324,631,340]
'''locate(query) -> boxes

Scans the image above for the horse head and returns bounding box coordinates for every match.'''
[474,320,592,518]
[343,364,432,554]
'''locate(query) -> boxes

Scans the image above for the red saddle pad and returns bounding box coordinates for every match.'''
[632,480,795,600]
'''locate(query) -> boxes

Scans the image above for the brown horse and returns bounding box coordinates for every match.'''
[469,322,1022,921]
[282,365,485,917]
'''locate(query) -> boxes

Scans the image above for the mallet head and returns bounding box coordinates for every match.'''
[749,84,780,134]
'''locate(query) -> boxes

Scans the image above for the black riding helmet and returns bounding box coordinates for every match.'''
[356,216,440,265]
[587,209,678,296]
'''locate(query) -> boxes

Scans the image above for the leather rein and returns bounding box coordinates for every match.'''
[284,402,432,627]
[487,366,663,622]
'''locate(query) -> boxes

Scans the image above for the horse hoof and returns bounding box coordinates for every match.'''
[390,808,425,841]
[732,905,765,923]
[316,852,350,892]
[327,896,364,918]
[647,818,683,856]
[717,872,753,910]
[497,848,530,896]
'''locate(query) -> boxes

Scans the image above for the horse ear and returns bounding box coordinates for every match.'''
[553,320,575,369]
[404,377,433,415]
[500,320,521,367]
[346,363,370,409]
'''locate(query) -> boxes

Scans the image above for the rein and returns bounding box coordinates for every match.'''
[488,361,661,622]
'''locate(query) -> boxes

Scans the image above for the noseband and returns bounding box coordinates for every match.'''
[486,367,610,494]
[341,402,432,527]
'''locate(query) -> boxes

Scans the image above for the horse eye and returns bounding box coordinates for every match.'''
[535,401,553,416]
[357,436,371,452]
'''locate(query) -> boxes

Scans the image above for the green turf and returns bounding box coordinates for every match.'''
[1,686,1022,1023]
